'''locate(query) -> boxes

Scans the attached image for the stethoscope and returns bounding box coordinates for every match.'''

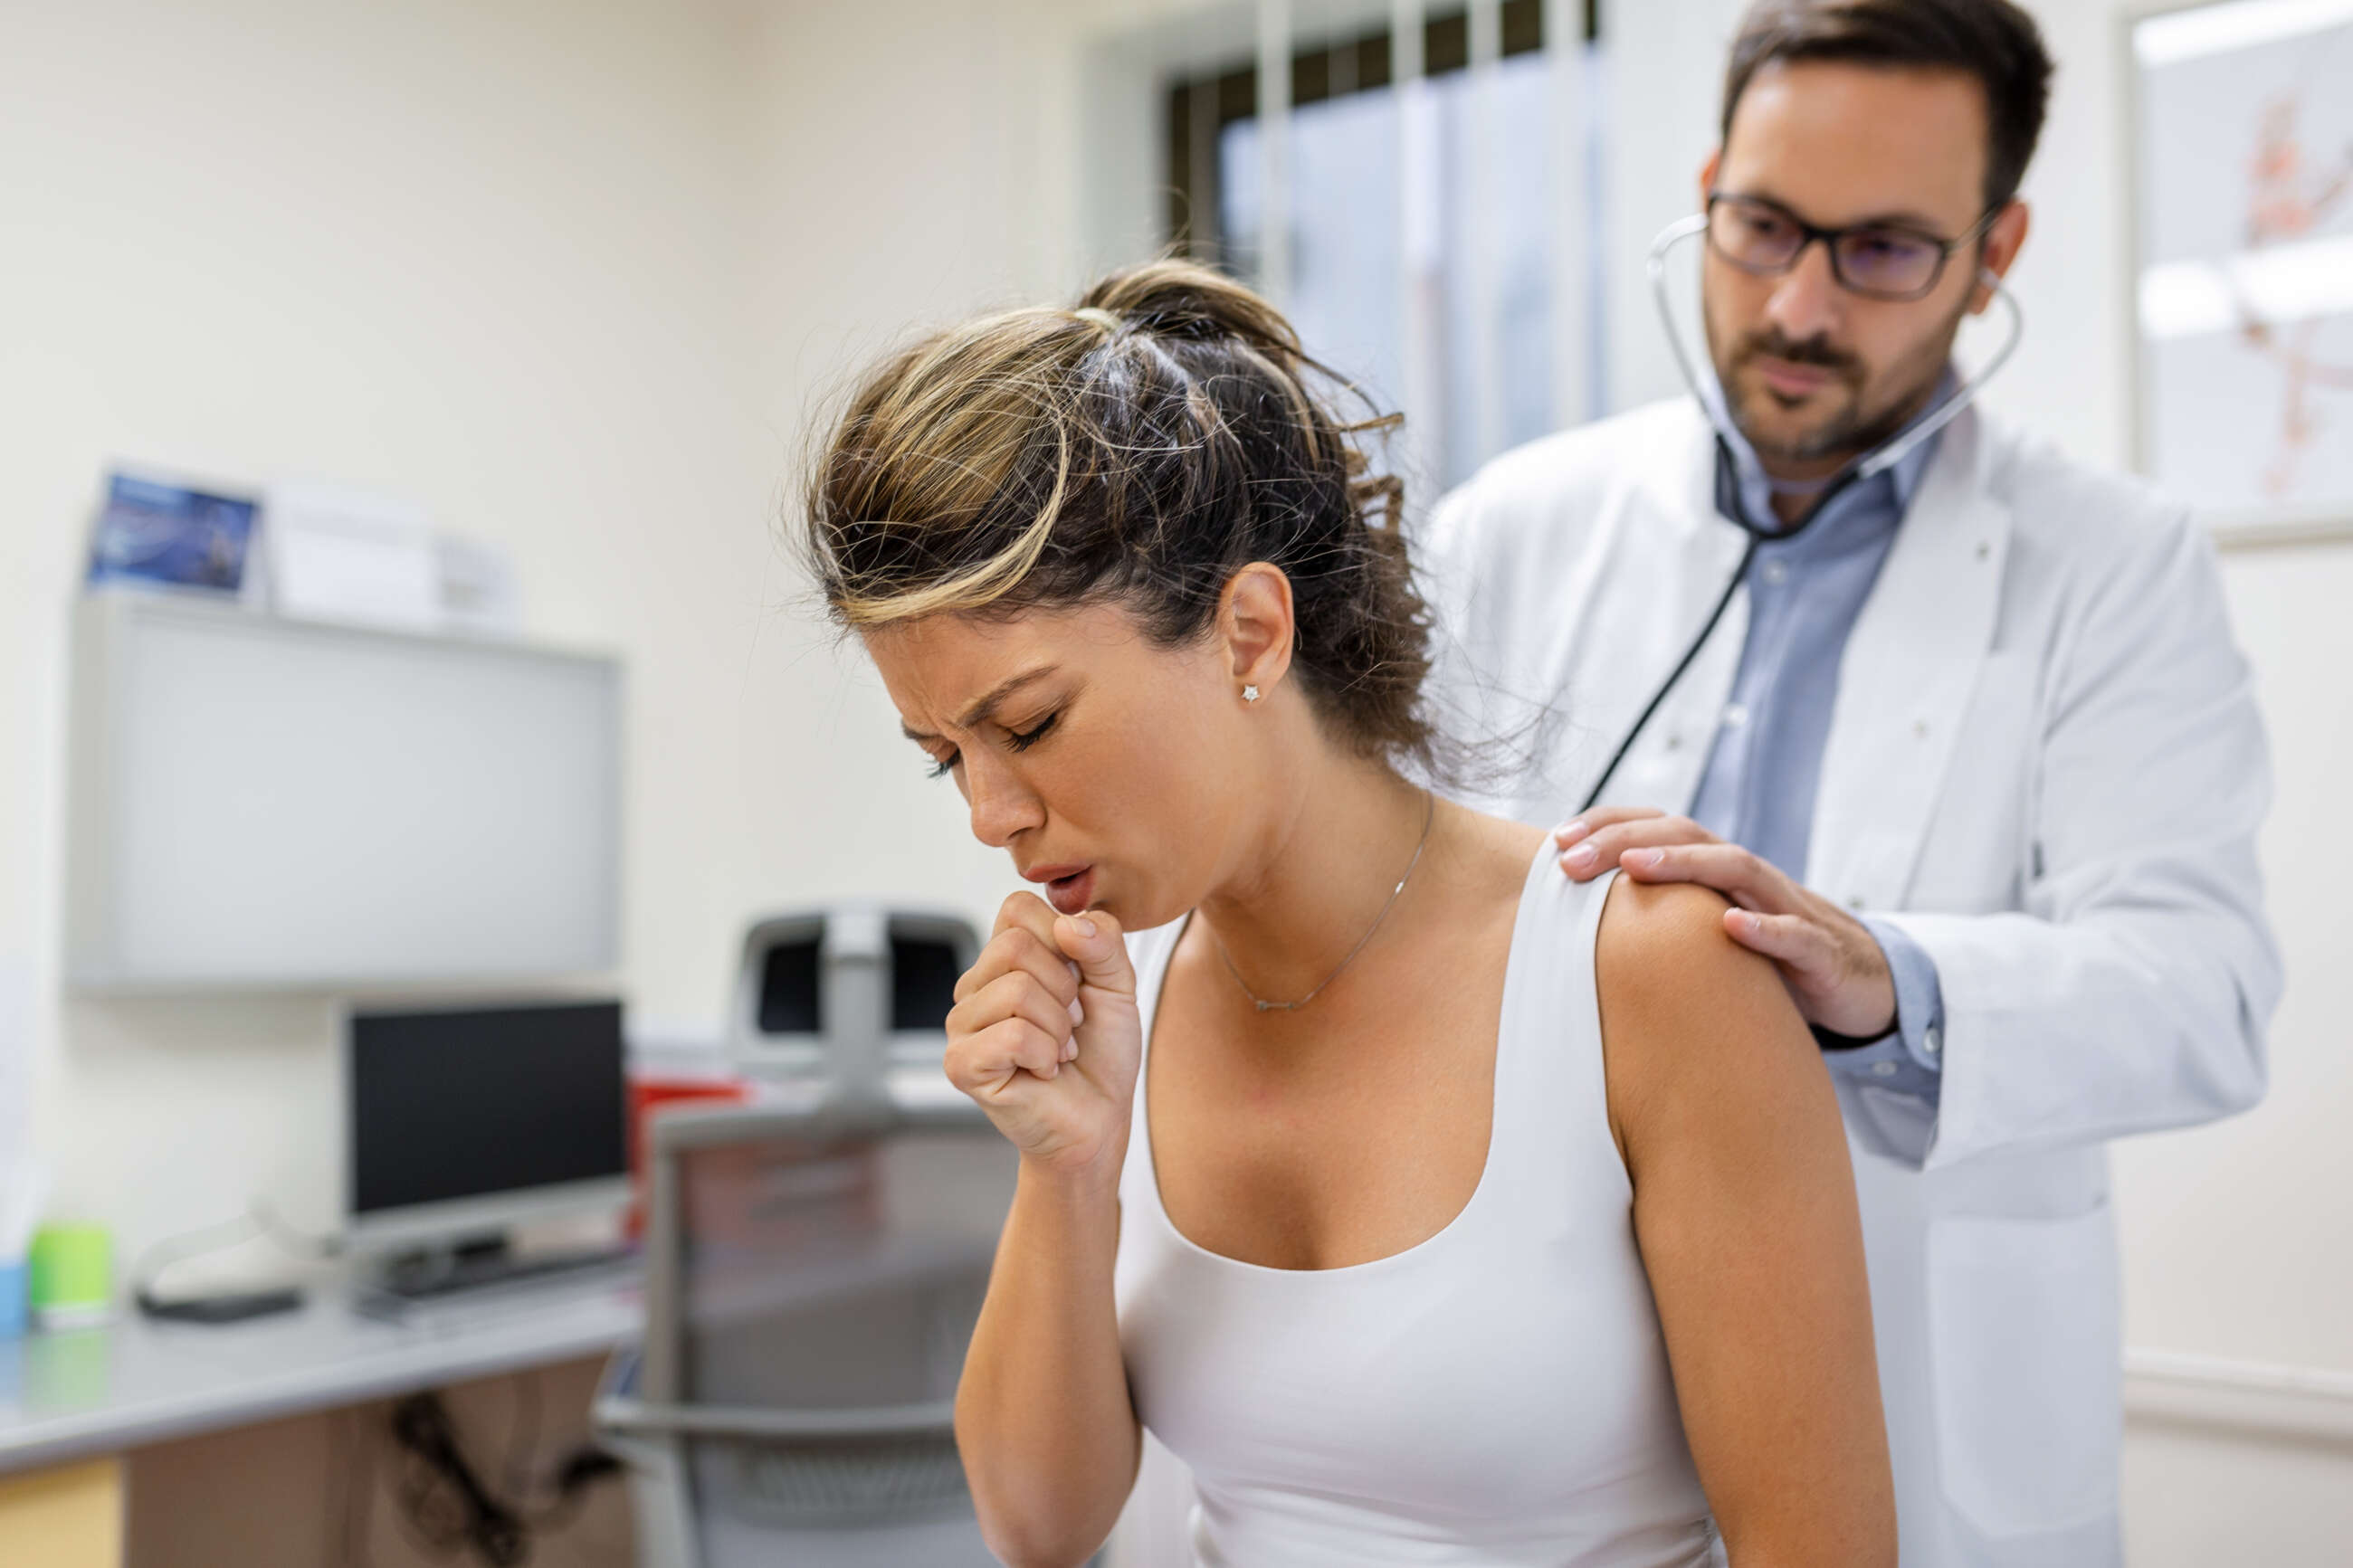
[1574,213,2027,814]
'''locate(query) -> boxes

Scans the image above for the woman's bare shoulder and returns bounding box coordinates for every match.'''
[1596,878,1744,979]
[1593,878,1828,1158]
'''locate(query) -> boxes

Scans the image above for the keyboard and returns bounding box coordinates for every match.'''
[373,1244,638,1303]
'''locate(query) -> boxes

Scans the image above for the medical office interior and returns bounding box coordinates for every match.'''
[0,0,2346,1563]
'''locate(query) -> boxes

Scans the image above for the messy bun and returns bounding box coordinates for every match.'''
[802,260,1440,773]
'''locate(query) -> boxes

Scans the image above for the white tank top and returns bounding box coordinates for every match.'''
[1114,853,1724,1567]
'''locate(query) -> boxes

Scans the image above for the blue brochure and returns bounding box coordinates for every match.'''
[87,472,257,594]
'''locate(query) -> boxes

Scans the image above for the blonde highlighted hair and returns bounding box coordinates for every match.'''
[801,260,1440,768]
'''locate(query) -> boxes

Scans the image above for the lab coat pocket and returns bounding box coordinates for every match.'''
[1926,1208,2121,1539]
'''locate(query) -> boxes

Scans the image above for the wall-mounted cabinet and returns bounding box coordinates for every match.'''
[66,591,622,991]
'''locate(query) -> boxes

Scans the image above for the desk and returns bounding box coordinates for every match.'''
[0,1275,642,1565]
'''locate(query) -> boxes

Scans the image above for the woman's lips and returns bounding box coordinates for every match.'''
[1034,866,1096,916]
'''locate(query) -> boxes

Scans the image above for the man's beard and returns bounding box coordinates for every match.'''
[1715,310,1964,470]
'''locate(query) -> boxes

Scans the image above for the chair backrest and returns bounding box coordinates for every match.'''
[611,1103,1032,1563]
[639,1103,1016,1410]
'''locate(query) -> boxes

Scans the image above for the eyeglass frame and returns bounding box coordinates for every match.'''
[1702,190,2007,302]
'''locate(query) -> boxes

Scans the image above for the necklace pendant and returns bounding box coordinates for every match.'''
[1213,789,1435,1021]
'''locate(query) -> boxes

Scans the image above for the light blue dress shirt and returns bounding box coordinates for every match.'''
[1687,408,1948,1103]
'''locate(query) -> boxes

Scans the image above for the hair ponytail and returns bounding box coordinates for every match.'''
[802,260,1437,774]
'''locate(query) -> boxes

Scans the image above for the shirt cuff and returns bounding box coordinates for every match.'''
[1815,917,1946,1104]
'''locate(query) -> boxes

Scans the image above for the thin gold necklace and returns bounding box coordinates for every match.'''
[1210,790,1435,1013]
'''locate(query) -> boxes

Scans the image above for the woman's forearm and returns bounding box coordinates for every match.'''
[955,1153,1140,1568]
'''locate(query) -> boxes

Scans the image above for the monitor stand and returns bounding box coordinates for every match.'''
[367,1233,635,1306]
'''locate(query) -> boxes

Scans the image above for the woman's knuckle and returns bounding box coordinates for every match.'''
[1029,967,1075,1010]
[1024,1022,1064,1067]
[1002,974,1051,1018]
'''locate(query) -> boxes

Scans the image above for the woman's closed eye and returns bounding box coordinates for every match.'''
[921,710,1060,780]
[1005,710,1060,752]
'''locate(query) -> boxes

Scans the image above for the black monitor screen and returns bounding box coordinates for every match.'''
[757,937,823,1035]
[349,1001,627,1217]
[890,934,961,1031]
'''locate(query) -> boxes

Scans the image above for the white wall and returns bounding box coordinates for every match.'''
[0,0,1096,1259]
[726,0,1097,943]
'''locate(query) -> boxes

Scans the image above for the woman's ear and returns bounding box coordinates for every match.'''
[1220,563,1296,695]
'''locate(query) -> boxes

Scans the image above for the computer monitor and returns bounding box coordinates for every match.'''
[346,999,630,1252]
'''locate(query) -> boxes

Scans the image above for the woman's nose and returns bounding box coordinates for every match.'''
[963,754,1043,849]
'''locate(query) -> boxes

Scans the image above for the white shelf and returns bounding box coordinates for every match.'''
[65,590,624,991]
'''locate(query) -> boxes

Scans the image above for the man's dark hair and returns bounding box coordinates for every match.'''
[1722,0,2054,211]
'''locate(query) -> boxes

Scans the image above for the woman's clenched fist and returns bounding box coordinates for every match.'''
[946,891,1141,1180]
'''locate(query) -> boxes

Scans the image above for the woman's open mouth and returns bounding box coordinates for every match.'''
[1024,863,1098,916]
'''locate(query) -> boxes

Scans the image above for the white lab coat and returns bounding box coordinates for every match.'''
[1415,398,2282,1567]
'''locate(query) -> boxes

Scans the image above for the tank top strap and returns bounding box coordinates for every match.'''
[1486,858,1633,1210]
[1119,916,1190,1213]
[1124,916,1188,1060]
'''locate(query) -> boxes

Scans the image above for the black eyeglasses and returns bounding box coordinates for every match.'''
[1704,192,2002,302]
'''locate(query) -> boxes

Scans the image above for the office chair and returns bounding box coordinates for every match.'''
[596,1100,1018,1567]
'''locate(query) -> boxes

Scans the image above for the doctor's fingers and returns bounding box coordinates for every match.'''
[955,926,1081,1012]
[1722,908,1839,976]
[1558,816,1720,879]
[1613,841,1790,907]
[1552,805,1666,847]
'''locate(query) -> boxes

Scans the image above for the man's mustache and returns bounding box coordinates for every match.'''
[1734,330,1863,381]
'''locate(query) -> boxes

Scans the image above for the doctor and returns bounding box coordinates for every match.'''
[1420,1,2281,1563]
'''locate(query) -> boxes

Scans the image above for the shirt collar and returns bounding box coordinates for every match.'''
[1707,368,1955,536]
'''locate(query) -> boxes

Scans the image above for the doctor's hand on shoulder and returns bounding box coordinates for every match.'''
[1557,808,1897,1040]
[946,891,1141,1182]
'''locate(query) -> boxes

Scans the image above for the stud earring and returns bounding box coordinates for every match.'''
[1242,684,1261,703]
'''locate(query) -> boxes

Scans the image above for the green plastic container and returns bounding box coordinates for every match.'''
[28,1223,111,1327]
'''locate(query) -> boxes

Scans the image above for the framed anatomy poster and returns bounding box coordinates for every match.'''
[2128,0,2353,542]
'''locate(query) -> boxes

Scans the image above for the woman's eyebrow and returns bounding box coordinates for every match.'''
[900,665,1060,743]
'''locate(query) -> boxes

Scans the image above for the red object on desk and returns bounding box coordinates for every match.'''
[625,1074,749,1237]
